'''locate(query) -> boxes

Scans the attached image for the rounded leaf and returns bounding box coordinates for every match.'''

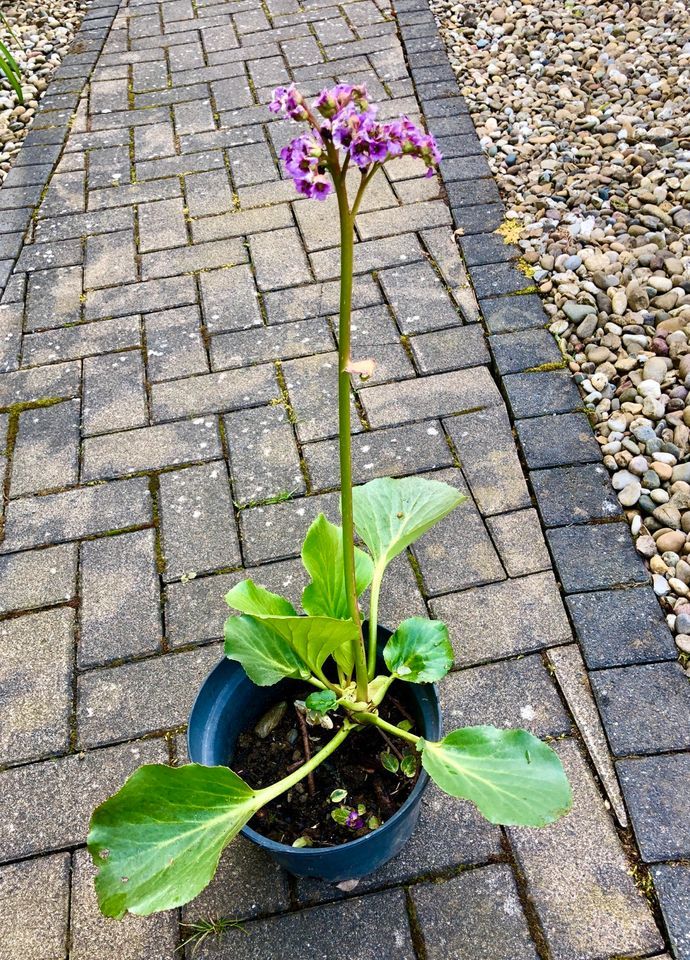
[383,617,453,683]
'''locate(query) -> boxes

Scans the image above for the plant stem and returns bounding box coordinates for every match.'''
[295,706,316,796]
[258,721,353,804]
[366,567,383,679]
[334,171,369,703]
[350,710,421,746]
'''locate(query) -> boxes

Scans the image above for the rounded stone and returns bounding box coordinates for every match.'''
[656,530,687,553]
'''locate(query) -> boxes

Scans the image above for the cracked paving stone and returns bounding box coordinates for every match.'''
[0,738,168,862]
[412,865,539,960]
[0,854,70,960]
[509,739,663,960]
[225,405,305,506]
[79,529,161,667]
[0,477,152,553]
[158,461,241,580]
[0,543,77,613]
[77,643,222,747]
[0,607,73,764]
[431,571,571,667]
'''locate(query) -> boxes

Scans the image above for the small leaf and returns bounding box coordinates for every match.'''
[398,720,413,732]
[305,689,338,716]
[400,754,417,778]
[301,514,374,623]
[225,579,296,617]
[367,816,381,830]
[383,617,453,683]
[357,803,366,815]
[380,751,399,773]
[88,764,263,918]
[329,788,348,803]
[419,726,572,827]
[331,806,351,825]
[292,836,313,848]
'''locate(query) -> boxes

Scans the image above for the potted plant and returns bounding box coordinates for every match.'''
[88,84,572,920]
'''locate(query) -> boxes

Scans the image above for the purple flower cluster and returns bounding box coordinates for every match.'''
[269,83,442,201]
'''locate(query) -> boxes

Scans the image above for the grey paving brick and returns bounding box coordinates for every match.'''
[240,490,339,565]
[566,586,677,669]
[409,324,489,373]
[446,178,501,208]
[480,292,548,334]
[87,144,131,189]
[151,364,278,421]
[159,462,241,580]
[0,478,152,553]
[70,847,179,960]
[77,643,221,746]
[0,738,167,862]
[35,205,135,244]
[225,405,305,505]
[89,177,182,212]
[470,261,532,298]
[185,168,234,218]
[504,369,582,419]
[85,228,137,288]
[412,865,539,960]
[196,888,415,960]
[516,412,601,469]
[619,753,690,862]
[144,305,209,381]
[0,854,70,960]
[84,275,197,320]
[509,739,662,960]
[38,172,86,218]
[486,508,552,577]
[490,328,564,375]
[431,572,571,667]
[0,543,77,614]
[445,406,530,515]
[134,120,177,159]
[441,653,571,738]
[79,529,161,667]
[183,838,290,924]
[10,399,80,496]
[304,421,454,492]
[200,264,262,333]
[378,259,462,334]
[211,316,333,370]
[361,367,502,429]
[0,607,73,763]
[23,314,141,365]
[165,559,307,647]
[137,197,189,253]
[283,351,363,443]
[191,201,293,244]
[15,238,83,273]
[26,265,82,331]
[0,301,22,373]
[292,193,342,251]
[174,98,216,135]
[82,350,148,436]
[532,463,622,527]
[263,276,382,324]
[590,661,690,756]
[650,864,690,960]
[546,522,649,593]
[459,232,518,267]
[142,238,248,281]
[90,77,129,113]
[249,227,312,291]
[227,140,278,187]
[311,233,425,281]
[0,360,81,408]
[340,304,401,346]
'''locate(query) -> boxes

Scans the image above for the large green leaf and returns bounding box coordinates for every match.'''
[224,612,359,684]
[224,614,309,685]
[419,726,572,827]
[383,617,453,682]
[301,514,374,620]
[225,578,296,617]
[352,476,466,574]
[88,763,263,918]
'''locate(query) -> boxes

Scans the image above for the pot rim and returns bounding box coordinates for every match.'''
[187,655,441,858]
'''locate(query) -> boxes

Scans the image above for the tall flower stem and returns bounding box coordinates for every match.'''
[334,172,369,702]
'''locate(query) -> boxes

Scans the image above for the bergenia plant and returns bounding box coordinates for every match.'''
[88,84,572,919]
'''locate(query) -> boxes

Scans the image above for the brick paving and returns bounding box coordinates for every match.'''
[0,0,685,957]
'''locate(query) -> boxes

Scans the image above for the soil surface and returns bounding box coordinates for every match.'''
[232,687,419,846]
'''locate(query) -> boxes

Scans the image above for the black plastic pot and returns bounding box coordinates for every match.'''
[187,626,442,883]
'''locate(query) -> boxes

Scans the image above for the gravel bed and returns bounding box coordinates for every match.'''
[0,0,87,185]
[431,0,690,663]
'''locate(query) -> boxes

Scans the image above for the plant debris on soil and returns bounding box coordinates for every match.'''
[232,688,419,847]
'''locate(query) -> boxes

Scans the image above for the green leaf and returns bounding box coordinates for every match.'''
[419,727,572,827]
[224,614,309,686]
[352,476,466,577]
[380,751,399,773]
[329,788,348,803]
[88,764,263,918]
[224,613,359,685]
[383,617,453,683]
[301,514,374,620]
[400,754,417,778]
[305,689,338,715]
[331,806,350,825]
[225,579,296,617]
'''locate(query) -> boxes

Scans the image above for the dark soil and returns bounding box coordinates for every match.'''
[232,686,419,846]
